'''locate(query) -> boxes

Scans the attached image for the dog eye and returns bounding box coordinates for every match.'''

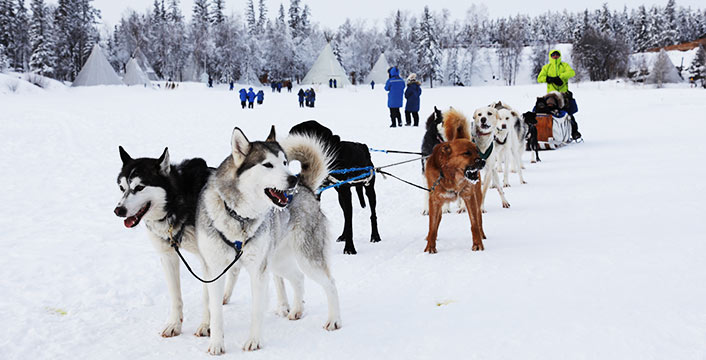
[133,185,145,192]
[463,151,471,156]
[487,112,492,116]
[119,186,125,192]
[263,163,273,168]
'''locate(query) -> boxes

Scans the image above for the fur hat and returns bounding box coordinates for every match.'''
[407,73,417,82]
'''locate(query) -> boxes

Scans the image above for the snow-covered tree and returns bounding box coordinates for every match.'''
[0,43,9,71]
[661,0,678,46]
[54,0,101,81]
[256,0,267,33]
[189,0,211,77]
[245,0,256,34]
[416,6,442,87]
[687,45,706,87]
[632,5,650,52]
[29,0,56,76]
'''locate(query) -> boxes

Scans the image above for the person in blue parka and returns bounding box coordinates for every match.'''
[404,73,422,126]
[385,66,405,128]
[239,88,247,109]
[256,90,264,105]
[247,87,256,108]
[297,88,305,107]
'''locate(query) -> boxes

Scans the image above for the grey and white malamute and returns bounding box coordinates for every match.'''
[114,147,239,338]
[197,126,341,355]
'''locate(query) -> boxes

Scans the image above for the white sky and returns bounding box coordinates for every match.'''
[56,0,705,30]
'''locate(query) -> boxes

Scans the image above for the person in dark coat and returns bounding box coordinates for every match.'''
[271,82,276,92]
[256,90,264,105]
[208,76,213,88]
[239,88,247,109]
[247,87,256,108]
[229,81,234,91]
[286,81,292,92]
[307,88,316,107]
[370,80,375,89]
[384,66,405,128]
[276,82,282,93]
[404,73,422,126]
[333,79,337,88]
[297,88,305,107]
[329,79,333,88]
[304,89,311,107]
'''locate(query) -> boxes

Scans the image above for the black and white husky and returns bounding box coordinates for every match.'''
[197,126,341,355]
[114,147,239,338]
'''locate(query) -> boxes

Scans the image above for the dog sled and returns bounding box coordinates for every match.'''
[535,112,573,149]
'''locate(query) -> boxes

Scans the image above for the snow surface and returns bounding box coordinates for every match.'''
[2,80,705,359]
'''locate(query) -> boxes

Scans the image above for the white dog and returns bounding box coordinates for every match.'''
[472,106,510,211]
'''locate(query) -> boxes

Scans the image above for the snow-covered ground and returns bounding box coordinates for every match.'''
[1,80,705,359]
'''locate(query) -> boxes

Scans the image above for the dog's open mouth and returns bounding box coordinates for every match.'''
[265,188,292,207]
[124,202,150,228]
[464,168,480,183]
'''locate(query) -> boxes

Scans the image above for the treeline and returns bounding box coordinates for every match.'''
[0,0,704,84]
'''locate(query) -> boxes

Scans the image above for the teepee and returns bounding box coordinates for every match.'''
[72,44,123,86]
[301,43,351,87]
[132,48,159,80]
[365,53,390,85]
[646,49,682,85]
[123,58,152,87]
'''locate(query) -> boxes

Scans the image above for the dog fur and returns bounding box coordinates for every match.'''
[522,111,540,163]
[472,106,511,211]
[424,139,487,253]
[114,147,232,338]
[289,120,381,255]
[492,102,527,186]
[196,126,341,355]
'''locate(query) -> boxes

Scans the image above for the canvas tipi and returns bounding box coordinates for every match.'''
[132,48,159,81]
[646,49,682,85]
[123,58,152,87]
[301,43,351,87]
[365,53,390,85]
[72,44,123,86]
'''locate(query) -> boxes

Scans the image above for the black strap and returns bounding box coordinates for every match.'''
[377,170,430,192]
[478,142,494,160]
[172,242,242,284]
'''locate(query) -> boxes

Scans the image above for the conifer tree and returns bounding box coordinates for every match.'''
[29,0,55,76]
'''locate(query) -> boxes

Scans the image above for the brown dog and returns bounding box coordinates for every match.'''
[424,139,487,253]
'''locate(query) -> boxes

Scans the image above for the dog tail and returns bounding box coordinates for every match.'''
[443,108,470,141]
[281,134,334,191]
[355,184,366,208]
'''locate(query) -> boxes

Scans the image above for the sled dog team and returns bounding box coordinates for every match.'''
[114,101,536,354]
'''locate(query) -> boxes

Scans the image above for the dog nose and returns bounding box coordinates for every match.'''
[287,175,298,188]
[114,206,127,217]
[480,117,486,123]
[475,158,486,169]
[502,124,507,129]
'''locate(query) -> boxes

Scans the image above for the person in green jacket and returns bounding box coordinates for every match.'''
[537,49,582,140]
[537,49,575,93]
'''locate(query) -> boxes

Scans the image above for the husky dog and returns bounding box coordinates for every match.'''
[114,147,236,338]
[472,106,511,211]
[522,111,540,163]
[197,126,341,355]
[491,101,527,186]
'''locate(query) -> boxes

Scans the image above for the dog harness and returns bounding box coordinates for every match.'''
[477,142,494,160]
[495,134,508,145]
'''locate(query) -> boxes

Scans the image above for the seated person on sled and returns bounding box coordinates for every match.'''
[537,49,581,141]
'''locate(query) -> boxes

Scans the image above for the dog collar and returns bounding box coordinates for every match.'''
[478,142,494,160]
[223,201,253,225]
[495,134,508,145]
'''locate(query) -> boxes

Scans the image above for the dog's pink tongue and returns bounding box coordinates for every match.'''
[124,216,138,228]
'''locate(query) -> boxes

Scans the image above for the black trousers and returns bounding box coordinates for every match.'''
[248,102,254,108]
[389,108,402,126]
[405,111,419,126]
[241,101,246,109]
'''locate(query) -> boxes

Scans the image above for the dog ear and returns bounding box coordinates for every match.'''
[441,143,452,157]
[266,125,276,142]
[158,147,170,176]
[434,106,439,112]
[118,146,133,164]
[231,127,251,168]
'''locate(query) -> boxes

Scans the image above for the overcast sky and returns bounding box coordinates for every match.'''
[69,0,704,30]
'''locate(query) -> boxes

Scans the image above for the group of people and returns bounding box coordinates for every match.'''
[238,87,265,109]
[328,78,339,88]
[271,80,293,93]
[385,67,422,127]
[297,88,316,108]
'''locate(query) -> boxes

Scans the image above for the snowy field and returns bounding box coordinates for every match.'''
[1,80,705,359]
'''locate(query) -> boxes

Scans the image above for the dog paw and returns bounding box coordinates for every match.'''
[471,244,485,251]
[421,210,429,216]
[530,160,537,164]
[222,294,231,305]
[370,234,382,243]
[287,309,303,320]
[324,318,342,331]
[275,304,290,317]
[503,183,511,188]
[521,180,527,184]
[456,208,467,214]
[242,338,262,351]
[490,184,497,189]
[161,321,182,337]
[424,245,438,254]
[207,339,225,355]
[343,247,357,255]
[195,323,210,337]
[502,201,510,208]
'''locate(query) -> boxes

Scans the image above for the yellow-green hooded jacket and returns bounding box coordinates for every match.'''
[537,49,575,93]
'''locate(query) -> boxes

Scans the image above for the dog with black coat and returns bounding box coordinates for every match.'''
[421,106,445,170]
[289,120,381,255]
[522,111,540,163]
